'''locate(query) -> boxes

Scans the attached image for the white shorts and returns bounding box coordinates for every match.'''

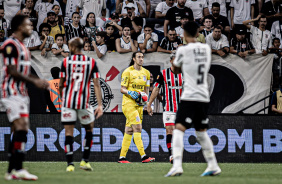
[163,111,176,127]
[0,95,30,123]
[61,106,95,125]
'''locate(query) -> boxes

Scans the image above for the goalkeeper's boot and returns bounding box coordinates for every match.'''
[118,157,131,163]
[201,167,221,176]
[66,165,75,172]
[164,167,183,177]
[80,160,93,171]
[142,156,155,163]
[11,169,38,180]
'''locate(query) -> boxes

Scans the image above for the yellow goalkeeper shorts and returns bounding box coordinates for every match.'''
[122,105,143,127]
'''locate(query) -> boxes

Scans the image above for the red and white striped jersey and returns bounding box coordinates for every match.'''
[1,37,31,98]
[60,54,100,109]
[154,67,183,112]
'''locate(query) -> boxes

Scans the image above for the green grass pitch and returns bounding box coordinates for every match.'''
[1,162,281,184]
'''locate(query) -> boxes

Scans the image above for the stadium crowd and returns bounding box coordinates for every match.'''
[0,0,281,94]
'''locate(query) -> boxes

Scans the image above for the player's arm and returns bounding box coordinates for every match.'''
[147,87,160,116]
[120,70,138,99]
[172,48,183,74]
[93,78,103,118]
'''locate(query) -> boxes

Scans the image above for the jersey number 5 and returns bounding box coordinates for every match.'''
[73,73,83,91]
[197,64,205,85]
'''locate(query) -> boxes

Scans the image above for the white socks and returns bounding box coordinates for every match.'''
[172,129,184,169]
[196,131,219,170]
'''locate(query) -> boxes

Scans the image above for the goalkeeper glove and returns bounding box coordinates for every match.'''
[127,91,138,100]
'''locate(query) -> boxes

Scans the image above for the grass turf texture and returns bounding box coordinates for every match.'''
[1,162,281,184]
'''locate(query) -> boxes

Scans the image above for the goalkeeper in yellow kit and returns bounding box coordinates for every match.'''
[118,51,156,163]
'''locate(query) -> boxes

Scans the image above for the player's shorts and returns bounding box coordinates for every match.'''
[0,95,30,123]
[175,101,209,130]
[122,104,143,127]
[61,106,95,125]
[163,111,176,127]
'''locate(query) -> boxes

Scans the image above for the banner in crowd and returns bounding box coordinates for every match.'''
[0,114,281,162]
[30,52,274,114]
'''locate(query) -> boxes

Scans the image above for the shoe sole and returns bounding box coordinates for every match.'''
[118,161,131,163]
[142,158,155,163]
[165,172,183,177]
[80,167,93,171]
[201,171,221,177]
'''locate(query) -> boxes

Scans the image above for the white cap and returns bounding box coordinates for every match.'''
[125,3,135,9]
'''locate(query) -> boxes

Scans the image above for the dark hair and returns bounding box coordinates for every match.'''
[83,41,90,46]
[212,2,220,8]
[122,25,131,30]
[39,23,51,34]
[214,26,222,30]
[0,5,4,10]
[85,12,96,27]
[50,67,60,79]
[273,37,280,44]
[203,15,214,24]
[144,24,153,30]
[96,31,107,39]
[129,51,143,66]
[183,21,199,37]
[52,4,60,10]
[55,34,64,40]
[72,12,80,18]
[168,28,176,33]
[258,15,267,22]
[105,23,114,29]
[11,15,28,33]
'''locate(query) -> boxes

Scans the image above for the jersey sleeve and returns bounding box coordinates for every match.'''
[92,60,100,78]
[165,8,172,20]
[173,47,184,67]
[60,59,67,78]
[271,92,277,106]
[121,69,130,87]
[2,43,19,65]
[154,72,164,88]
[145,71,150,87]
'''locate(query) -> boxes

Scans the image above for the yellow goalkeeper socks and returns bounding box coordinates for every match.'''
[120,133,132,158]
[133,132,145,157]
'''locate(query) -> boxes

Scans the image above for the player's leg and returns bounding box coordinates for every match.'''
[61,107,77,171]
[163,111,176,163]
[118,126,133,163]
[132,106,155,163]
[78,107,95,171]
[195,103,221,176]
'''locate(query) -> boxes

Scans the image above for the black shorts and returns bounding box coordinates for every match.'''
[175,101,209,130]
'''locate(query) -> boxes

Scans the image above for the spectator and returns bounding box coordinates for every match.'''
[77,0,106,26]
[16,0,37,25]
[269,38,282,90]
[105,23,118,52]
[210,2,230,35]
[107,12,123,35]
[206,26,229,57]
[35,0,62,31]
[230,0,255,30]
[23,21,41,51]
[116,0,148,18]
[154,0,176,35]
[260,0,281,31]
[39,23,54,56]
[83,41,91,51]
[137,24,158,53]
[243,15,272,55]
[0,29,7,45]
[207,0,230,17]
[158,28,182,53]
[271,77,282,114]
[183,30,206,44]
[21,8,31,16]
[84,12,103,43]
[43,5,64,26]
[0,6,8,37]
[230,28,255,58]
[116,0,150,17]
[92,31,107,58]
[164,0,194,37]
[2,0,24,23]
[115,25,138,53]
[65,12,87,43]
[175,15,189,37]
[52,34,69,57]
[64,0,80,20]
[271,17,282,44]
[185,0,209,24]
[269,38,282,56]
[200,15,214,37]
[47,10,65,40]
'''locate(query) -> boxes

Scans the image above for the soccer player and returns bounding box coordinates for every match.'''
[118,51,155,163]
[165,21,221,177]
[1,15,49,181]
[147,52,183,164]
[59,37,103,172]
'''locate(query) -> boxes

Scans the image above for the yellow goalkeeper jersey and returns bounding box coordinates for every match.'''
[121,66,150,106]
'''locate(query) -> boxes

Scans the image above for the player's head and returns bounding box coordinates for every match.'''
[55,34,64,46]
[212,26,222,40]
[11,15,32,38]
[170,52,176,64]
[50,67,60,79]
[212,2,220,17]
[203,15,214,29]
[273,38,281,48]
[258,15,267,28]
[69,37,84,54]
[83,41,91,51]
[122,25,131,36]
[129,51,144,67]
[96,31,106,44]
[183,21,199,40]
